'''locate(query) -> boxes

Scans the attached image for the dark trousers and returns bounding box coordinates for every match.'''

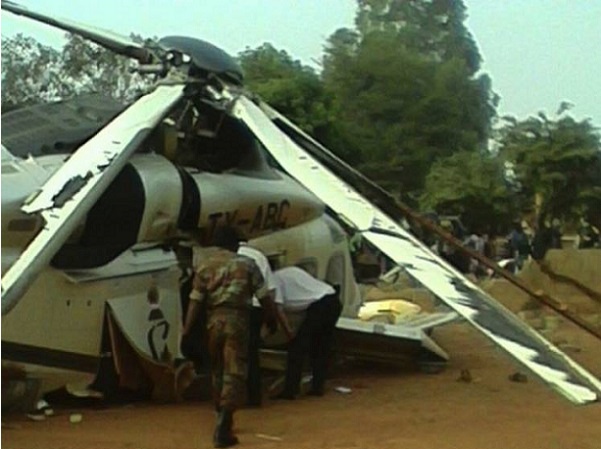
[283,293,342,395]
[180,275,209,373]
[246,306,263,405]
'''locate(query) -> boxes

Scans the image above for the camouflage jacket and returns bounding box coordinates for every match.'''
[190,248,267,310]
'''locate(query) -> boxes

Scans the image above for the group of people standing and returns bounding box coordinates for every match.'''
[180,228,342,448]
[505,215,601,274]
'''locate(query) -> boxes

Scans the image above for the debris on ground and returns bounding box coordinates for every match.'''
[508,372,528,383]
[457,369,473,383]
[256,433,283,441]
[69,413,83,424]
[255,433,284,441]
[334,386,352,394]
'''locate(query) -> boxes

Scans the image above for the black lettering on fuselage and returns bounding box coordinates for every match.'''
[207,212,223,237]
[277,199,290,229]
[250,205,263,233]
[207,210,238,237]
[213,200,292,235]
[250,200,291,233]
[263,202,279,230]
[147,308,170,361]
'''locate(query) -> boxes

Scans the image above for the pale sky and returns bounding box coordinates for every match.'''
[1,0,600,126]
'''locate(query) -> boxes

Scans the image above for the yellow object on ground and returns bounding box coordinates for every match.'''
[358,300,421,324]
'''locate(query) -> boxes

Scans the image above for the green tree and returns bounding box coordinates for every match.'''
[322,0,497,198]
[323,30,495,198]
[238,43,328,134]
[498,108,601,225]
[59,34,151,101]
[1,33,151,110]
[238,43,360,163]
[1,34,65,109]
[356,0,482,74]
[420,151,516,232]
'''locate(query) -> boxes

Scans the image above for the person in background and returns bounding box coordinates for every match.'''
[464,231,485,277]
[507,222,531,273]
[181,228,276,448]
[272,266,342,400]
[531,218,553,262]
[550,218,563,249]
[577,217,600,249]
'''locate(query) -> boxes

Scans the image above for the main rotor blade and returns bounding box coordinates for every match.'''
[1,1,152,62]
[1,85,183,315]
[233,94,601,405]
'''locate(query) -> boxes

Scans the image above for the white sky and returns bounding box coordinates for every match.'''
[1,0,600,126]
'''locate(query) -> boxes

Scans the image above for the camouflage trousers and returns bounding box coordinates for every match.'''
[207,309,249,412]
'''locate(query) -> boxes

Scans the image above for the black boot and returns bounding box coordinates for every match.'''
[213,410,239,448]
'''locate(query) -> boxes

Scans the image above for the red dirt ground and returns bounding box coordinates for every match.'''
[3,316,601,449]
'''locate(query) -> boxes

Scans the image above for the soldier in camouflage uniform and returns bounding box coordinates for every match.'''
[181,228,276,448]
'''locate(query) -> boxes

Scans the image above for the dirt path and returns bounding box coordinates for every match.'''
[3,320,601,449]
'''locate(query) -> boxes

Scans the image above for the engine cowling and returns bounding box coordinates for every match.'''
[52,154,325,268]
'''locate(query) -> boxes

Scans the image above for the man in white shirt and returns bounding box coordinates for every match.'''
[272,266,342,399]
[237,243,281,407]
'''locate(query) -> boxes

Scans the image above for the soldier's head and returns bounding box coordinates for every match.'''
[213,227,242,252]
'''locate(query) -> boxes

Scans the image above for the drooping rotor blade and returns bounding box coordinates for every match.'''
[233,94,601,405]
[1,1,153,63]
[1,85,183,315]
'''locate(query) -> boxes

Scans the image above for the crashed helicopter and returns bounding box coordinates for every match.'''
[2,1,601,410]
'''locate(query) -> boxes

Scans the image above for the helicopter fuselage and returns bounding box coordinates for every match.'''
[1,142,362,407]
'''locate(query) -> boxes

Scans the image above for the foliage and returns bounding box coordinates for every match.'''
[1,34,65,109]
[498,110,601,225]
[238,43,360,163]
[356,0,482,74]
[59,34,151,101]
[1,33,151,110]
[323,32,496,196]
[420,151,516,233]
[322,0,497,197]
[5,3,597,236]
[238,43,328,134]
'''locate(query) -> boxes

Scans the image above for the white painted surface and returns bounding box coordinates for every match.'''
[1,85,183,314]
[234,94,601,405]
